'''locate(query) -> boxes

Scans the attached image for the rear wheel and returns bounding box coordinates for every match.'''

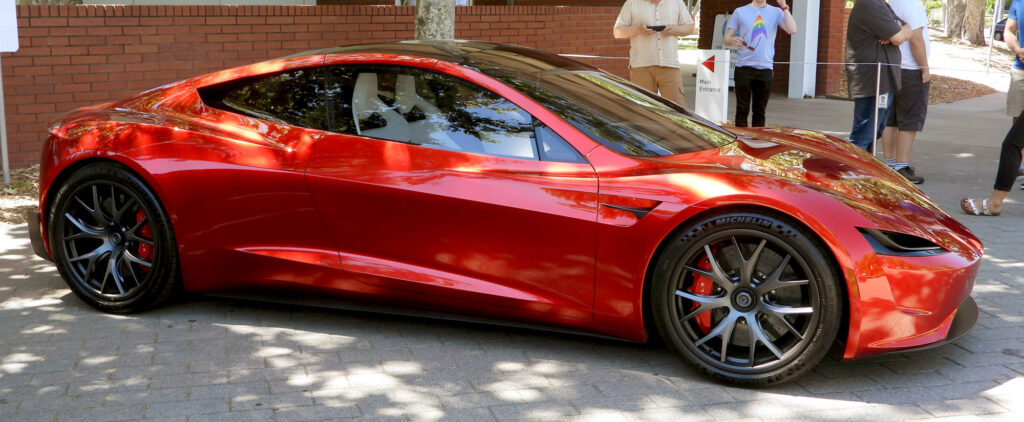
[652,212,841,385]
[48,163,179,313]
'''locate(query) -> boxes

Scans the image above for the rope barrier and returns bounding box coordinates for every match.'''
[557,54,1014,74]
[556,53,1012,157]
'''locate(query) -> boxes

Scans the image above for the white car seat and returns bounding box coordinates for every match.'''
[352,73,411,142]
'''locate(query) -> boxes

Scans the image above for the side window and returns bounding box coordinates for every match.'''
[198,68,328,131]
[535,121,586,163]
[344,66,544,161]
[323,66,357,135]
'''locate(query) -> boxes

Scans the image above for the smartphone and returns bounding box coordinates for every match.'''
[647,25,666,32]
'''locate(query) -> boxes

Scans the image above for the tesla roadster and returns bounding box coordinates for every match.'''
[30,40,981,385]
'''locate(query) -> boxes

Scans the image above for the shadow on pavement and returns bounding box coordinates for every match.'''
[1,213,1022,420]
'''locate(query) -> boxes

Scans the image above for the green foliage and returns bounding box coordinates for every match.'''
[924,0,943,14]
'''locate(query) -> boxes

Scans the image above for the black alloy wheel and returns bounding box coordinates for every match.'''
[652,212,841,385]
[48,163,179,313]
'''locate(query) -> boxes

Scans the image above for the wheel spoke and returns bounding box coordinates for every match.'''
[97,250,113,293]
[123,249,153,268]
[755,255,808,294]
[108,253,126,295]
[675,289,723,305]
[734,237,765,288]
[74,196,96,217]
[89,186,109,225]
[109,186,117,219]
[761,303,814,316]
[121,251,142,286]
[694,312,738,347]
[126,216,151,243]
[748,315,784,360]
[675,291,729,323]
[68,244,108,263]
[719,314,736,363]
[64,213,105,239]
[82,250,98,281]
[113,196,137,221]
[766,312,804,340]
[683,245,735,292]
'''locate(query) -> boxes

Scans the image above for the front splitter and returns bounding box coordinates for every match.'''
[893,295,979,355]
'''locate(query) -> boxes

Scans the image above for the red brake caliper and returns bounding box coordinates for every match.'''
[135,209,153,272]
[687,256,714,334]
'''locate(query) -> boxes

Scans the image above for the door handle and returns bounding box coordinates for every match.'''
[600,203,657,220]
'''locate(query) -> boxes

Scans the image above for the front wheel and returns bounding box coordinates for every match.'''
[651,212,842,385]
[48,163,180,313]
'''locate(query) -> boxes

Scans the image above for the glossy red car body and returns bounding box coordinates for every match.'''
[32,41,980,361]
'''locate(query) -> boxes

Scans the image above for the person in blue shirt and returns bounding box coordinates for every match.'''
[963,1,1024,214]
[724,0,797,127]
[1004,0,1024,189]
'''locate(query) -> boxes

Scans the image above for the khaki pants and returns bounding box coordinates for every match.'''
[1009,67,1024,118]
[629,66,686,107]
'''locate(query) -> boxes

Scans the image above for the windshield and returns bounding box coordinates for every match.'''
[489,69,736,156]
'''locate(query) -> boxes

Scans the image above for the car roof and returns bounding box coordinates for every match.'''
[285,40,598,79]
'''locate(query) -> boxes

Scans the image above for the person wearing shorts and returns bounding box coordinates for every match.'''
[1004,0,1024,188]
[613,0,695,107]
[880,0,930,184]
[1006,0,1024,121]
[845,0,912,152]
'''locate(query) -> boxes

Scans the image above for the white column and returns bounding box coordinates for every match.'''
[788,0,819,98]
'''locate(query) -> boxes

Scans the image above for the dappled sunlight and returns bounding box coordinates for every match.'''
[1,294,65,310]
[982,253,1024,268]
[2,218,1024,419]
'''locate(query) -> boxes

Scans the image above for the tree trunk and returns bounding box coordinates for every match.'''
[946,0,967,38]
[964,0,986,45]
[415,0,456,41]
[945,0,986,45]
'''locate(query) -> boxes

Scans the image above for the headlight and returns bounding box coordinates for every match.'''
[858,228,946,256]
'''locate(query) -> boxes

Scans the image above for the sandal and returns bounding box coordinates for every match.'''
[961,198,999,216]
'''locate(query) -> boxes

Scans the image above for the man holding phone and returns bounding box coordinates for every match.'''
[724,0,797,127]
[613,0,695,107]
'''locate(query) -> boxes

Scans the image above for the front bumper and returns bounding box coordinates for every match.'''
[28,211,52,262]
[892,296,979,354]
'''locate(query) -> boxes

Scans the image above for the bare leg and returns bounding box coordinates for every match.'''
[895,130,916,163]
[881,126,898,161]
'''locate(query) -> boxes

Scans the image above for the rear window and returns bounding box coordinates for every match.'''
[490,70,735,156]
[198,68,329,131]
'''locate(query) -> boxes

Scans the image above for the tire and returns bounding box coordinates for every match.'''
[651,211,841,385]
[48,163,179,313]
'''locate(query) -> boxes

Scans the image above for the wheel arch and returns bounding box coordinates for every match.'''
[42,155,171,257]
[640,203,851,350]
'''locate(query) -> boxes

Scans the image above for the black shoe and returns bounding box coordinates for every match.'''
[897,166,924,184]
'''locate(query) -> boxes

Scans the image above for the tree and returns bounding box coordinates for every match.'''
[945,0,987,45]
[415,0,456,40]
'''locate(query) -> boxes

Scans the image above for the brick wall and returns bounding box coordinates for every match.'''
[818,3,851,96]
[698,0,849,97]
[1,5,628,167]
[474,1,624,5]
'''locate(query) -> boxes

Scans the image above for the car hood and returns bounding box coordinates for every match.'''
[648,126,980,252]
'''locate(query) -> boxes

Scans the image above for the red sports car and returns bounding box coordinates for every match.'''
[30,41,981,385]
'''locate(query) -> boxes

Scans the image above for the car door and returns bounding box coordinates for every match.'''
[305,64,598,319]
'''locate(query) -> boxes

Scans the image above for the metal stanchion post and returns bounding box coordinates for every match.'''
[1,55,9,186]
[873,61,881,156]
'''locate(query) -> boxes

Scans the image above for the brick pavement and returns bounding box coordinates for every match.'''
[2,95,1024,421]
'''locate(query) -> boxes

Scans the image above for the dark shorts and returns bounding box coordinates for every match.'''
[886,69,930,131]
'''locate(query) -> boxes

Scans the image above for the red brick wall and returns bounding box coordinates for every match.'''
[475,1,623,5]
[1,5,628,167]
[818,3,851,96]
[698,0,848,97]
